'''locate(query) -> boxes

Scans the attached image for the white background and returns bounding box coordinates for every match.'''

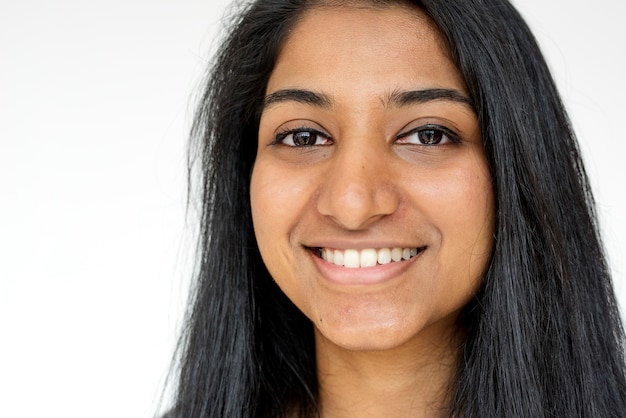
[1,0,624,416]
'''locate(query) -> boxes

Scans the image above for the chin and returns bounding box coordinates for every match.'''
[312,305,463,354]
[313,312,422,352]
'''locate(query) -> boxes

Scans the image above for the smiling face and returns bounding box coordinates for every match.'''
[250,4,494,352]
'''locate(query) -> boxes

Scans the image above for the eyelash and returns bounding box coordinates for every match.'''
[272,124,460,147]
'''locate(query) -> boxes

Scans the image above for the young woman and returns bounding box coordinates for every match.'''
[166,0,626,416]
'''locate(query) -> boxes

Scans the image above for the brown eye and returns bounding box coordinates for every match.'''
[274,128,332,147]
[395,124,459,146]
[292,131,318,146]
[417,129,443,145]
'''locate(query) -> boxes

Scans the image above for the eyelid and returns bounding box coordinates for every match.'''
[395,123,461,144]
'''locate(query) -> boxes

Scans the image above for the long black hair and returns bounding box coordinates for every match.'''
[166,0,626,416]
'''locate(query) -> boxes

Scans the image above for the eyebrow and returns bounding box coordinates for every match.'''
[263,89,333,109]
[262,87,474,111]
[387,88,474,110]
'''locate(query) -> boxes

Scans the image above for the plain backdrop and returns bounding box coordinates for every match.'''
[1,0,624,416]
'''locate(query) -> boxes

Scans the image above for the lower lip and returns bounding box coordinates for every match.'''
[309,249,422,286]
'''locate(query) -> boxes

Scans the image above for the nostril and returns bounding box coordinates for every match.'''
[317,180,399,224]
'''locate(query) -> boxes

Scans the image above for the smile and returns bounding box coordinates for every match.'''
[317,247,423,268]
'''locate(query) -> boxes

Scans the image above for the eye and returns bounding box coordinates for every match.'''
[274,128,332,147]
[396,124,459,145]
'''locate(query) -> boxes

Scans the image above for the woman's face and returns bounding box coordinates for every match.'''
[251,5,494,352]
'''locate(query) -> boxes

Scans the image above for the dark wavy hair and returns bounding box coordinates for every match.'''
[165,0,626,416]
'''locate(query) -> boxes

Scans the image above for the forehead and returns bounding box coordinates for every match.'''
[266,5,466,97]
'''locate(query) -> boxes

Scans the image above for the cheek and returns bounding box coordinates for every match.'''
[250,160,313,236]
[250,159,321,316]
[435,163,494,277]
[428,150,492,226]
[458,165,494,237]
[410,157,494,274]
[250,162,284,251]
[249,158,316,273]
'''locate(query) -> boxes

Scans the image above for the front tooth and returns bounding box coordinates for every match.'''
[343,249,360,268]
[324,248,334,263]
[377,248,392,265]
[391,247,403,262]
[402,248,411,260]
[360,248,377,268]
[333,250,344,266]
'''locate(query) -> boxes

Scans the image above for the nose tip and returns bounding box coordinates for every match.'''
[316,158,400,230]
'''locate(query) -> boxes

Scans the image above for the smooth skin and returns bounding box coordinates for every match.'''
[251,4,494,417]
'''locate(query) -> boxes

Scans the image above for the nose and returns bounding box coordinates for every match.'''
[316,143,400,230]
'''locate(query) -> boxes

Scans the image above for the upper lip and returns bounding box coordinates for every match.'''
[304,240,424,250]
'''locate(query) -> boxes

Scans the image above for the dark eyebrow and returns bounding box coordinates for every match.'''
[388,88,474,110]
[261,87,474,112]
[262,89,333,110]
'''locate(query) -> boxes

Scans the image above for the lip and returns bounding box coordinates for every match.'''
[308,246,423,286]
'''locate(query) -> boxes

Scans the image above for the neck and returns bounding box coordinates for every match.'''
[315,321,461,418]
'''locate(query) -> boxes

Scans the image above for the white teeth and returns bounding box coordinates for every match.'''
[321,247,421,268]
[334,250,344,266]
[391,247,403,262]
[377,248,391,265]
[324,248,334,264]
[360,248,377,268]
[343,249,360,268]
[402,248,411,260]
